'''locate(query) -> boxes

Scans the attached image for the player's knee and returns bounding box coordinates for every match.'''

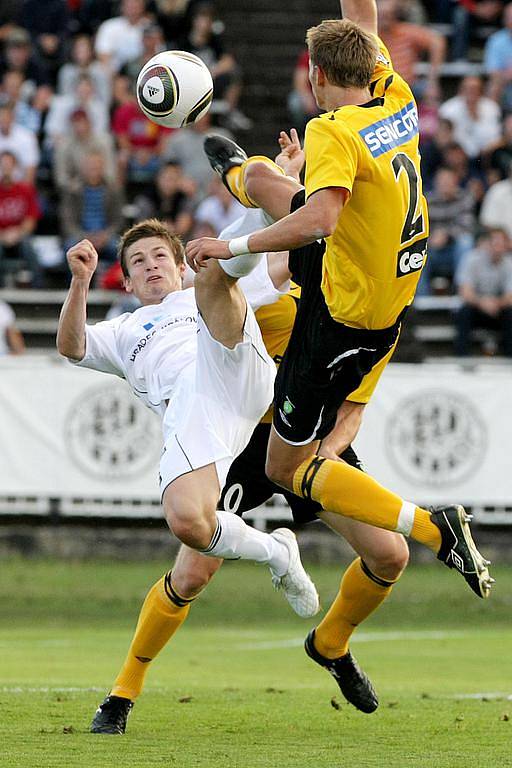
[244,161,275,201]
[366,538,409,581]
[265,457,294,491]
[165,507,215,551]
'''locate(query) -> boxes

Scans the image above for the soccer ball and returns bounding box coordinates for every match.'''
[136,50,214,128]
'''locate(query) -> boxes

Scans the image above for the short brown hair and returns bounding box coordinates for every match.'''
[118,218,185,277]
[306,19,378,89]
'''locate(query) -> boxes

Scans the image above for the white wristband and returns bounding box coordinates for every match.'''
[228,235,251,256]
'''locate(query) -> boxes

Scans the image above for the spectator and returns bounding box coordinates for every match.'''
[111,73,170,196]
[0,101,39,183]
[421,117,454,190]
[141,161,195,237]
[162,111,232,200]
[451,0,504,62]
[45,72,109,147]
[18,0,69,87]
[0,151,41,287]
[0,1,23,44]
[439,76,502,160]
[287,50,319,136]
[480,158,512,238]
[441,141,487,203]
[153,0,202,43]
[377,0,446,99]
[0,70,42,133]
[176,4,250,130]
[417,167,475,295]
[95,0,149,73]
[72,0,118,36]
[54,108,116,192]
[121,22,166,85]
[455,228,512,357]
[485,2,512,110]
[0,299,25,354]
[0,26,49,87]
[57,34,111,106]
[195,176,245,235]
[487,113,512,181]
[60,150,124,268]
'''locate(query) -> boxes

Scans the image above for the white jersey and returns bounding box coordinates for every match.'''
[73,256,282,418]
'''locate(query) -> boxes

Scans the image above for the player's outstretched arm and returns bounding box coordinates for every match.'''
[340,0,378,36]
[57,239,98,361]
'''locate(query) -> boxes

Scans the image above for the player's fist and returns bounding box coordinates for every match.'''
[66,239,98,281]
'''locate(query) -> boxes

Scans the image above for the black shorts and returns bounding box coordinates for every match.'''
[273,190,401,445]
[218,422,364,525]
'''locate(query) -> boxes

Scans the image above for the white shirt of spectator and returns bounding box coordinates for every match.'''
[480,179,512,240]
[195,195,245,235]
[439,95,502,159]
[72,256,283,417]
[0,123,40,177]
[45,95,109,145]
[456,248,512,296]
[0,300,15,356]
[95,16,145,72]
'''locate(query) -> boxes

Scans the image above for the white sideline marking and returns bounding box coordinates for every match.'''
[237,629,470,651]
[450,692,512,701]
[0,686,103,694]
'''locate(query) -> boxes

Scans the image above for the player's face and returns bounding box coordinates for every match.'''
[124,236,186,305]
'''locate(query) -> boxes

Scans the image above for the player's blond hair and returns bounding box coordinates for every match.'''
[118,218,185,277]
[306,18,378,89]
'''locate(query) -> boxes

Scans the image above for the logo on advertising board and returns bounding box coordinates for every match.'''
[387,390,486,487]
[65,383,161,480]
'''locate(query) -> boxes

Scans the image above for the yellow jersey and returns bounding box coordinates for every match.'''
[255,283,393,423]
[304,38,429,330]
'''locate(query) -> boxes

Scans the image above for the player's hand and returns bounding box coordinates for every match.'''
[185,237,231,272]
[275,128,304,180]
[66,239,98,282]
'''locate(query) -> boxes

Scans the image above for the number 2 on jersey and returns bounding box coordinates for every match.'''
[392,152,425,246]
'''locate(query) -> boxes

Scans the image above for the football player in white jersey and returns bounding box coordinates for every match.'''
[57,217,319,625]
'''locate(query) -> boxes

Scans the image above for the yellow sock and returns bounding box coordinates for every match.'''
[111,571,193,700]
[225,155,285,207]
[314,558,397,659]
[293,456,442,552]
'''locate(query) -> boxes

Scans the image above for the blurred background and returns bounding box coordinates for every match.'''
[0,0,512,563]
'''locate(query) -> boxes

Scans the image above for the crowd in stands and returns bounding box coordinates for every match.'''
[0,0,511,359]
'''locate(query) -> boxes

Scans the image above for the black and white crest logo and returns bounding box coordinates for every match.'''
[65,383,161,480]
[387,389,486,487]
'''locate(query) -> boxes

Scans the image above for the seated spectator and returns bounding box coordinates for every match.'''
[455,228,512,357]
[287,50,319,136]
[122,23,166,86]
[45,72,109,147]
[486,113,512,182]
[0,299,25,354]
[54,108,116,192]
[111,73,170,196]
[60,150,124,269]
[480,158,512,238]
[18,0,69,87]
[439,76,502,160]
[176,4,250,131]
[0,101,39,183]
[421,117,454,190]
[195,176,245,235]
[417,166,475,295]
[153,0,202,43]
[441,141,487,203]
[378,0,445,99]
[452,0,504,62]
[485,2,512,110]
[0,26,49,88]
[71,0,118,36]
[0,151,41,287]
[162,111,232,200]
[57,33,111,106]
[95,0,149,73]
[140,161,195,237]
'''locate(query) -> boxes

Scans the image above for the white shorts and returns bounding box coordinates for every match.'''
[159,305,275,497]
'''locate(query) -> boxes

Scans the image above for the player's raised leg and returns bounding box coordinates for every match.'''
[91,546,223,734]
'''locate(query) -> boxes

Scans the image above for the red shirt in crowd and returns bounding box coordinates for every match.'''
[0,181,41,230]
[112,101,172,149]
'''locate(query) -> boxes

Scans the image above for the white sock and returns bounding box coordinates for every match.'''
[201,510,289,575]
[220,251,263,278]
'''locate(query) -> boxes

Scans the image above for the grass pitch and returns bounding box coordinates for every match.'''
[1,557,511,767]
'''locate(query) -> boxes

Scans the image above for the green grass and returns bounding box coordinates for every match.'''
[1,558,511,767]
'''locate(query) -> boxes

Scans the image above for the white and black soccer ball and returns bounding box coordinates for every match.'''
[136,50,214,128]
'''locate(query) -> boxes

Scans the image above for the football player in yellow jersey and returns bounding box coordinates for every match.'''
[187,4,493,608]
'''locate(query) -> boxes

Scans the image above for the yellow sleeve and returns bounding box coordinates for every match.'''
[304,117,359,200]
[371,35,394,78]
